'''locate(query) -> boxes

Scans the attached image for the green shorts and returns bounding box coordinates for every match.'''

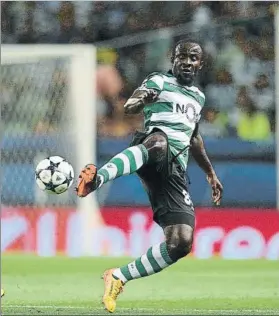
[130,129,195,229]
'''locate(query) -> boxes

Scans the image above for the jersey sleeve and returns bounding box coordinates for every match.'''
[139,73,164,92]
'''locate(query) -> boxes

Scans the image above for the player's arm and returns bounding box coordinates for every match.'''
[124,74,163,114]
[124,88,159,114]
[190,124,223,205]
[190,124,214,175]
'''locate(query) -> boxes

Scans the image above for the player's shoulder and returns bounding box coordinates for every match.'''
[187,85,205,100]
[142,71,169,91]
[187,85,205,105]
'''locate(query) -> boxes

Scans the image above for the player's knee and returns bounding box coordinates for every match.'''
[170,235,193,260]
[165,224,193,261]
[167,236,193,261]
[142,133,167,162]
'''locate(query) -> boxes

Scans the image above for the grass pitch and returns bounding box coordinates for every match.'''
[1,255,279,315]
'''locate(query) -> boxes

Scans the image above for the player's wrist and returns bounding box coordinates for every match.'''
[206,170,216,178]
[124,98,145,114]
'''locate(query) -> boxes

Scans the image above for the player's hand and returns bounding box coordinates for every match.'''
[145,88,159,103]
[206,172,223,206]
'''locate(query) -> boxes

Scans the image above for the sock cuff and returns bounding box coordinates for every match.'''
[138,144,149,163]
[160,242,174,264]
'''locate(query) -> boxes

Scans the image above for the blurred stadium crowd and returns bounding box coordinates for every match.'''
[1,1,277,141]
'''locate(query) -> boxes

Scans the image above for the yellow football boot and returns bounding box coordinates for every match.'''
[1,288,5,297]
[102,269,124,313]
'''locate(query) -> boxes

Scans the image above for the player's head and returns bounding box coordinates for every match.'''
[171,39,203,86]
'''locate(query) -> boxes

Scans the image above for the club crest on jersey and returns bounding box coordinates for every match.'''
[175,103,200,123]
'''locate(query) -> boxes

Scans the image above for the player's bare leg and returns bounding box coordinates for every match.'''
[103,223,193,313]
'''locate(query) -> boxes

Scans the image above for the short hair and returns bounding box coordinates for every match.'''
[171,39,203,63]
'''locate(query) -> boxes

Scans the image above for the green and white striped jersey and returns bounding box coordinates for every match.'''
[140,71,205,170]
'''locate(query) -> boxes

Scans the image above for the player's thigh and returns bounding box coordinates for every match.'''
[130,129,169,171]
[163,223,194,243]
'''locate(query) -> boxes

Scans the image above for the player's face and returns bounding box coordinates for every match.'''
[172,43,203,86]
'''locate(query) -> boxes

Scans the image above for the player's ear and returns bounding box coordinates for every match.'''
[199,60,204,70]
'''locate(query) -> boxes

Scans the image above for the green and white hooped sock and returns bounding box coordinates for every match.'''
[112,242,174,284]
[97,144,148,188]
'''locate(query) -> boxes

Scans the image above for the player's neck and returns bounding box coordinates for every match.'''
[176,77,194,88]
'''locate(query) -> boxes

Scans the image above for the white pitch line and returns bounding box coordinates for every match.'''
[2,305,279,313]
[1,305,156,311]
[3,305,88,309]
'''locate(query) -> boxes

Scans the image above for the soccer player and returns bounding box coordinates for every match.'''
[76,39,223,313]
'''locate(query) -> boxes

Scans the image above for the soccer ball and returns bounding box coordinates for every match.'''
[35,156,74,194]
